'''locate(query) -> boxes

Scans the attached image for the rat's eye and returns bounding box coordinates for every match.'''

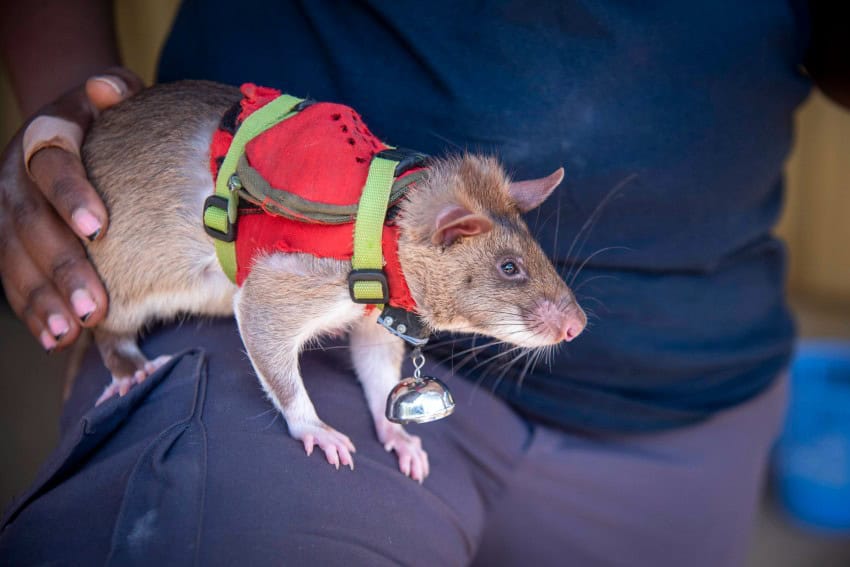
[498,258,525,280]
[501,261,518,275]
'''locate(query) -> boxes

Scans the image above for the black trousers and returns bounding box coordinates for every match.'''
[0,319,786,566]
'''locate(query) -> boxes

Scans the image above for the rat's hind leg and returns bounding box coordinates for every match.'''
[87,266,233,406]
[235,253,363,469]
[350,314,430,482]
[93,328,171,405]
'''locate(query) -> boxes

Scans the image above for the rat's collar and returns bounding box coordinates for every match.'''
[377,306,429,346]
[202,86,430,346]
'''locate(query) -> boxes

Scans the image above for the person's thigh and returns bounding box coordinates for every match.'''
[472,374,788,567]
[0,319,529,566]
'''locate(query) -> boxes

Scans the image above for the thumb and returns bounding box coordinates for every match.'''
[85,67,145,112]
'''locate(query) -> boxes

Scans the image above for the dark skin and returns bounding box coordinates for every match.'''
[0,0,847,352]
[0,0,142,351]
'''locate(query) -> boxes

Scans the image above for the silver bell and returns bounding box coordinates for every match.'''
[386,375,455,424]
[386,347,455,424]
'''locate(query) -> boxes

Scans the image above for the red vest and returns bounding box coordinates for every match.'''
[209,84,417,312]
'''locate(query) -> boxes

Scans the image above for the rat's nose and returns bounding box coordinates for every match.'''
[562,316,585,342]
[536,299,587,343]
[559,307,586,342]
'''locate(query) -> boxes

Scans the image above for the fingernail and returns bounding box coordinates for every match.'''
[91,75,126,96]
[71,289,97,321]
[71,208,102,241]
[47,314,70,340]
[40,330,57,352]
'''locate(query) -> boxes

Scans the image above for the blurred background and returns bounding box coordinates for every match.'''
[1,2,849,565]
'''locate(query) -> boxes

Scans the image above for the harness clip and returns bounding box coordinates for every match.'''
[203,195,236,242]
[375,148,428,177]
[348,269,390,304]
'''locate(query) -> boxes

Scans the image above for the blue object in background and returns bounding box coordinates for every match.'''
[775,340,850,531]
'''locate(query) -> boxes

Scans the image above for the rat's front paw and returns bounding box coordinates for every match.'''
[289,420,356,470]
[377,420,429,483]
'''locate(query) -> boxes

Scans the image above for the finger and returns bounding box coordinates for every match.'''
[21,115,84,178]
[4,281,60,352]
[21,68,144,241]
[85,67,144,112]
[0,230,81,351]
[22,67,144,174]
[28,146,107,241]
[9,185,108,326]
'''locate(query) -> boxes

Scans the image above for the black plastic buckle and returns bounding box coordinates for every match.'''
[203,195,236,242]
[376,148,428,177]
[292,99,315,113]
[348,269,390,304]
[377,306,430,346]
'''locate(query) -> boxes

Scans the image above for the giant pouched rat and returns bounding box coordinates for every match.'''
[80,81,586,482]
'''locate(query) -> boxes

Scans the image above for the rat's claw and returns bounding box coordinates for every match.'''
[338,446,354,470]
[375,420,430,482]
[319,439,339,470]
[96,376,134,405]
[95,382,120,406]
[303,435,315,456]
[119,378,134,396]
[400,454,413,477]
[315,436,342,469]
[142,355,172,379]
[291,421,358,471]
[410,452,427,484]
[327,430,355,454]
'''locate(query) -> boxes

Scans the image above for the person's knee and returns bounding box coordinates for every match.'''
[197,455,481,566]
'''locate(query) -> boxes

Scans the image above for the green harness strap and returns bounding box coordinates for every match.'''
[203,94,304,282]
[348,151,400,307]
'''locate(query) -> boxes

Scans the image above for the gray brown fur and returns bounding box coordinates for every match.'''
[83,81,240,333]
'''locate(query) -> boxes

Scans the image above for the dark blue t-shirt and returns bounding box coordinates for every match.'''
[159,1,811,431]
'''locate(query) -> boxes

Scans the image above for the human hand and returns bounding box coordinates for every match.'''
[0,67,143,352]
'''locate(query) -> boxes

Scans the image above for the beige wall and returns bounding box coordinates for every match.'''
[780,92,850,304]
[114,0,180,84]
[1,2,849,306]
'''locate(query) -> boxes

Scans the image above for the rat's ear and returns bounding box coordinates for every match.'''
[432,205,494,246]
[508,167,565,212]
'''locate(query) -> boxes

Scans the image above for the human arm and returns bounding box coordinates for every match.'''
[0,0,142,351]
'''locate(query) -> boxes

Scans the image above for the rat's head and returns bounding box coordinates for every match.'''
[397,155,586,348]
